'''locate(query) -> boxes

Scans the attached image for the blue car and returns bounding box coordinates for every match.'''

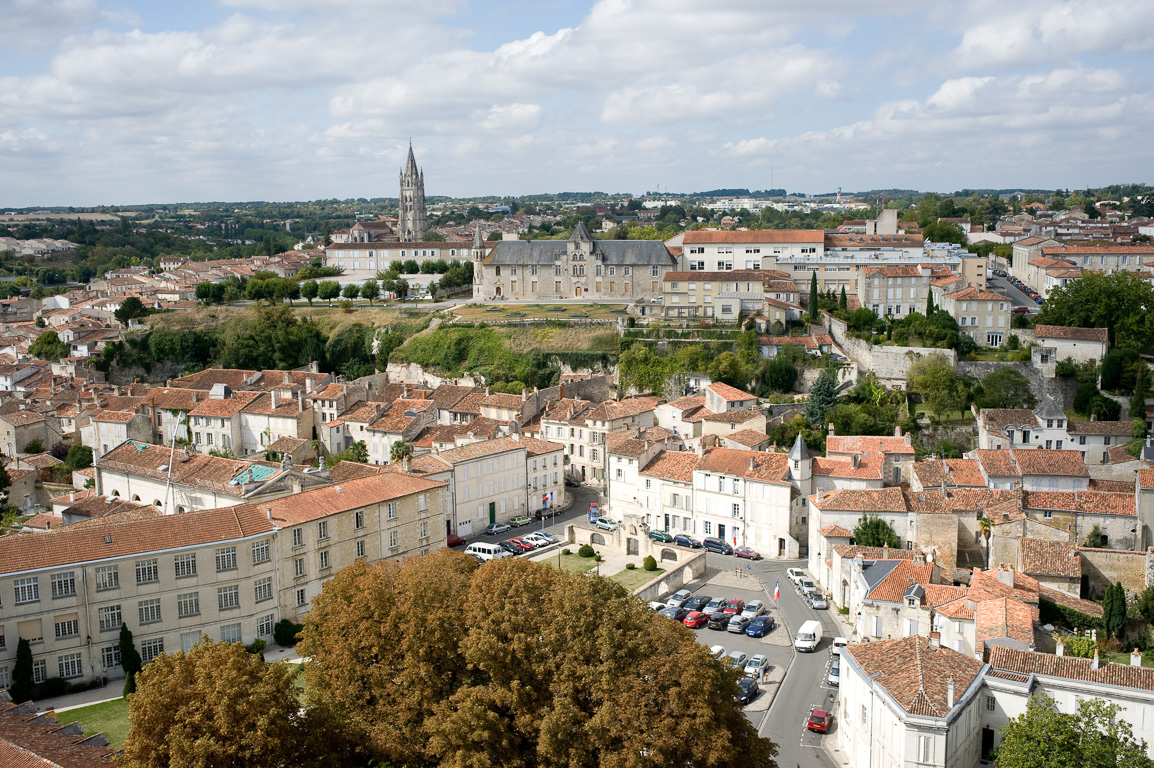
[745,615,776,638]
[674,534,702,549]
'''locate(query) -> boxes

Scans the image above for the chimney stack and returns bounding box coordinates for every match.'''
[270,390,278,409]
[1091,649,1100,670]
[947,678,955,709]
[894,425,902,438]
[1056,638,1064,656]
[1133,649,1143,667]
[929,631,941,649]
[402,456,412,473]
[828,423,835,436]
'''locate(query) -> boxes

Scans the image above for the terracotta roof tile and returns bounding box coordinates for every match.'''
[705,382,757,402]
[724,429,771,447]
[826,434,914,455]
[640,451,701,483]
[188,390,261,418]
[1033,325,1109,343]
[480,393,523,409]
[1023,490,1133,516]
[1141,469,1154,490]
[662,394,705,412]
[812,487,908,512]
[0,503,275,576]
[1067,420,1135,436]
[585,397,660,421]
[0,702,117,766]
[449,392,487,415]
[819,524,852,538]
[845,636,984,717]
[865,561,935,602]
[975,596,1037,649]
[1037,583,1103,617]
[832,544,919,561]
[701,409,762,424]
[980,409,1040,430]
[812,454,885,480]
[912,458,987,489]
[98,440,280,493]
[1012,449,1089,478]
[988,646,1154,691]
[682,230,825,244]
[265,472,445,526]
[695,448,790,483]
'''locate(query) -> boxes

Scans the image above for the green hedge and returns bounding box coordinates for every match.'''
[1040,599,1103,631]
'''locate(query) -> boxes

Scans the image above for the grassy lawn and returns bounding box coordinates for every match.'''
[453,303,627,321]
[1105,652,1154,668]
[915,405,974,424]
[609,565,665,591]
[59,698,130,748]
[551,553,600,575]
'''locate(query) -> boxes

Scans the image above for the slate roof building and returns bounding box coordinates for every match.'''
[475,222,678,302]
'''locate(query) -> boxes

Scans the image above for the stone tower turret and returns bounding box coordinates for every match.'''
[399,142,427,242]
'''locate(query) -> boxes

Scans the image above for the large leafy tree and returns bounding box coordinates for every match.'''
[852,514,901,548]
[978,367,1037,410]
[121,639,337,768]
[114,296,147,325]
[909,353,967,421]
[1036,271,1154,349]
[618,342,669,397]
[300,552,778,768]
[995,693,1151,768]
[317,280,341,305]
[28,330,68,361]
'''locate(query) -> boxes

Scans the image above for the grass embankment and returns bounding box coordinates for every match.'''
[553,553,600,575]
[148,303,430,337]
[58,698,131,748]
[609,566,666,590]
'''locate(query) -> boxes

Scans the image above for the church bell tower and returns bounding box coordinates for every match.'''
[399,142,427,242]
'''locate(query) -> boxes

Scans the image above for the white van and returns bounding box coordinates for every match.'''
[794,620,822,652]
[464,542,512,562]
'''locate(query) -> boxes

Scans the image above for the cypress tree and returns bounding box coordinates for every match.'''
[925,290,935,316]
[120,624,143,697]
[10,638,34,702]
[839,285,847,310]
[808,272,819,322]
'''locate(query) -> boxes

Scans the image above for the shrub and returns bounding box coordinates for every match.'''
[577,544,595,558]
[1062,634,1098,659]
[643,555,657,571]
[246,638,267,656]
[625,563,636,570]
[561,548,571,556]
[273,619,303,647]
[594,554,603,563]
[36,677,71,698]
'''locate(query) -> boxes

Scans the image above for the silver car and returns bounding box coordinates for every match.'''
[744,654,770,678]
[827,660,840,687]
[667,589,692,609]
[809,592,828,610]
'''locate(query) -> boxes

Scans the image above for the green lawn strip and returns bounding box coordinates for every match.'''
[551,553,600,574]
[57,698,130,748]
[609,565,666,590]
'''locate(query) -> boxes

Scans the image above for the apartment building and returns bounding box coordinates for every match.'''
[660,270,789,320]
[857,265,936,318]
[933,287,1010,348]
[692,448,801,557]
[0,469,446,690]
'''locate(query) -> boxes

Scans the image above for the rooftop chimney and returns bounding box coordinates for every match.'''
[929,631,941,649]
[402,456,412,473]
[1133,649,1143,667]
[996,567,1014,588]
[947,678,955,709]
[270,389,278,409]
[882,544,889,559]
[828,423,835,436]
[1091,649,1100,670]
[1056,638,1064,656]
[894,425,902,438]
[852,454,860,469]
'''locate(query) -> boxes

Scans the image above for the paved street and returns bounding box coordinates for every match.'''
[448,484,603,549]
[988,275,1041,313]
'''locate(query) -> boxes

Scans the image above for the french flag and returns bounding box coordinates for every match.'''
[773,581,780,601]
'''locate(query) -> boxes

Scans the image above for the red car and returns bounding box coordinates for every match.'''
[807,708,831,734]
[723,599,745,615]
[508,537,535,552]
[734,546,761,560]
[682,611,710,629]
[1011,306,1030,314]
[446,533,466,547]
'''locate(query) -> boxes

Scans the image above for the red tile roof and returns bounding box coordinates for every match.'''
[912,458,987,489]
[819,524,852,538]
[988,646,1154,691]
[1033,325,1109,343]
[0,702,116,766]
[705,382,757,402]
[812,454,885,480]
[695,448,790,483]
[975,596,1037,649]
[724,429,771,447]
[0,503,275,576]
[1012,449,1089,478]
[865,561,935,602]
[682,230,824,244]
[1037,583,1103,617]
[826,434,914,455]
[812,487,907,512]
[1018,538,1081,578]
[640,451,701,483]
[1067,420,1135,436]
[1023,490,1133,516]
[845,636,984,717]
[265,472,445,526]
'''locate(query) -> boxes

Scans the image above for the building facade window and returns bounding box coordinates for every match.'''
[50,572,76,598]
[319,550,330,570]
[101,645,121,669]
[292,528,303,547]
[14,577,39,604]
[254,577,273,603]
[135,559,158,584]
[258,614,275,637]
[218,585,240,611]
[251,539,270,565]
[356,539,366,558]
[138,598,162,624]
[54,618,80,639]
[215,547,237,572]
[318,521,328,540]
[58,653,83,679]
[355,510,365,529]
[98,605,122,632]
[296,588,307,606]
[141,638,164,663]
[177,592,200,617]
[174,554,197,578]
[220,623,242,644]
[95,565,119,591]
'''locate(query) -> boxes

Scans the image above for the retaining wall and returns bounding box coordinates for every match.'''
[823,313,956,386]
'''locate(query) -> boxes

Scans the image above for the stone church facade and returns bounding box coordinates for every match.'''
[474,223,678,302]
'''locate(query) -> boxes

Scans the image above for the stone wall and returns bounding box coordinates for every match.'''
[823,313,956,386]
[632,552,710,601]
[912,513,960,570]
[1080,547,1148,598]
[955,360,1075,407]
[382,362,484,388]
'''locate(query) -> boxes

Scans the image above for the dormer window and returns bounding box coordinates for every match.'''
[907,597,918,608]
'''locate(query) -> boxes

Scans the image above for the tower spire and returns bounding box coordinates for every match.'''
[399,141,427,242]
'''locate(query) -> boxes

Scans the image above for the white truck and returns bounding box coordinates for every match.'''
[794,619,822,652]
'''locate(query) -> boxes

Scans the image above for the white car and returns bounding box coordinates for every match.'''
[831,637,848,656]
[709,645,726,660]
[741,600,765,619]
[744,654,770,678]
[667,589,692,609]
[648,601,667,612]
[786,567,806,586]
[523,532,551,547]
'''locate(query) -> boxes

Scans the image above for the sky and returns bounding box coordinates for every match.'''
[1,0,1152,206]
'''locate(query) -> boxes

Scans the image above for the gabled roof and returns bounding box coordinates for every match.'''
[265,472,445,526]
[811,487,907,512]
[695,448,790,484]
[682,229,825,244]
[1033,325,1109,343]
[826,434,914,455]
[1018,538,1080,578]
[845,636,984,717]
[640,450,700,483]
[988,646,1154,691]
[705,381,757,402]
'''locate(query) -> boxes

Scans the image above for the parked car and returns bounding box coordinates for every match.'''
[827,660,841,687]
[744,654,770,678]
[708,611,731,630]
[807,708,832,734]
[505,538,534,553]
[831,637,848,656]
[509,515,532,528]
[684,595,711,613]
[498,541,522,555]
[595,517,618,531]
[648,530,673,543]
[673,534,702,549]
[808,593,828,610]
[745,615,776,637]
[1012,306,1030,314]
[533,508,556,521]
[703,537,733,555]
[797,578,816,594]
[727,615,751,633]
[484,522,511,536]
[564,478,578,487]
[786,567,806,586]
[535,532,560,544]
[708,645,726,660]
[726,651,748,669]
[704,597,727,614]
[659,606,690,622]
[736,677,760,705]
[667,589,693,609]
[647,601,666,611]
[522,533,551,547]
[446,533,466,547]
[683,611,710,629]
[741,600,765,619]
[734,546,761,560]
[723,599,746,616]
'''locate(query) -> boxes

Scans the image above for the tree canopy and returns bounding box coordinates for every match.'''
[28,330,68,362]
[299,551,778,768]
[908,353,966,420]
[804,372,839,426]
[994,693,1152,768]
[975,367,1037,410]
[1035,271,1154,349]
[852,514,901,548]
